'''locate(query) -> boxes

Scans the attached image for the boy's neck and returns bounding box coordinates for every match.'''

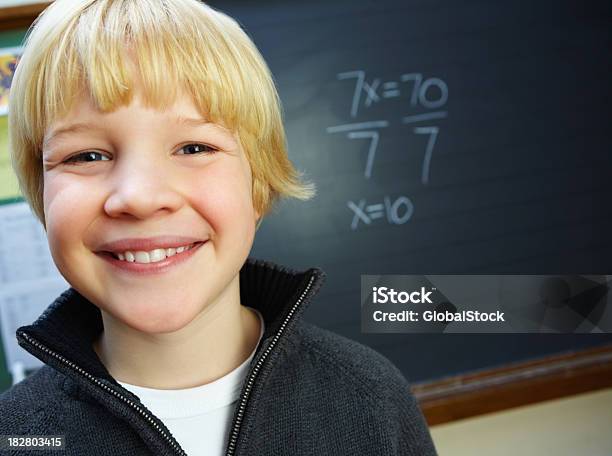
[92,283,262,390]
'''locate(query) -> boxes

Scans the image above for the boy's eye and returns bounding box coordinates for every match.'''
[62,143,217,165]
[64,151,110,164]
[177,143,218,155]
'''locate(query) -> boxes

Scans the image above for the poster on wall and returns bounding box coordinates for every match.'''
[0,46,21,115]
[0,46,68,386]
[0,46,23,202]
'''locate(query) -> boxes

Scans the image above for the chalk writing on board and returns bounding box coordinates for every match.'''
[348,195,414,230]
[413,126,438,185]
[337,70,448,117]
[326,70,449,230]
[326,121,389,179]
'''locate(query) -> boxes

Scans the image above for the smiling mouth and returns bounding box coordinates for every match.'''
[100,241,206,264]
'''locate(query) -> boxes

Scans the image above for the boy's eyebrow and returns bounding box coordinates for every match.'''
[43,122,101,149]
[43,116,230,149]
[174,115,213,128]
[174,115,234,137]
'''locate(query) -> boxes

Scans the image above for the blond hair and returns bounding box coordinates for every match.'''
[9,0,315,228]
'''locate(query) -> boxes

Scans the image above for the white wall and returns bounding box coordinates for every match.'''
[0,0,51,8]
[430,388,612,456]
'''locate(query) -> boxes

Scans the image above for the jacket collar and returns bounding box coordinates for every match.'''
[16,258,326,384]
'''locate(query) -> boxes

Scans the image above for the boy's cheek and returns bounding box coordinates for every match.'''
[44,174,98,214]
[188,173,257,226]
[43,176,97,259]
[44,218,87,292]
[43,179,102,237]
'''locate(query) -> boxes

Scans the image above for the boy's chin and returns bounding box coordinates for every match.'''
[129,313,197,334]
[108,305,202,335]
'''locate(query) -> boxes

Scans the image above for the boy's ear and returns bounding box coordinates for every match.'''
[254,206,264,230]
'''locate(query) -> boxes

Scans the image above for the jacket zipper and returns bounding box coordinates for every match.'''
[16,271,318,456]
[16,331,188,456]
[225,273,316,455]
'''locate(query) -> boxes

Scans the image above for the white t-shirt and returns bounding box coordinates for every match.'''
[118,307,265,456]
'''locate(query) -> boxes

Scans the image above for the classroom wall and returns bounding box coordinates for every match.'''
[430,388,612,455]
[0,1,49,8]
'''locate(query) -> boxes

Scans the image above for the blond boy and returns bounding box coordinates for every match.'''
[0,1,436,455]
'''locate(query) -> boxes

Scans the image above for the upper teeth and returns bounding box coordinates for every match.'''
[113,243,195,264]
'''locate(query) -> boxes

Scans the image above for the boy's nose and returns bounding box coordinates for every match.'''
[103,158,184,220]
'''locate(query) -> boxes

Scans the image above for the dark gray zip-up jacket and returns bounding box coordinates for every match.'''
[0,258,437,455]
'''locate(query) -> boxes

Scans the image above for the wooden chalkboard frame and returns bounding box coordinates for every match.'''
[413,344,612,425]
[0,2,50,31]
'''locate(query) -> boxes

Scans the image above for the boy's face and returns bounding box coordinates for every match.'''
[41,84,259,333]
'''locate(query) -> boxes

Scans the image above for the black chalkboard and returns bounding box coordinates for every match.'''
[213,0,612,382]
